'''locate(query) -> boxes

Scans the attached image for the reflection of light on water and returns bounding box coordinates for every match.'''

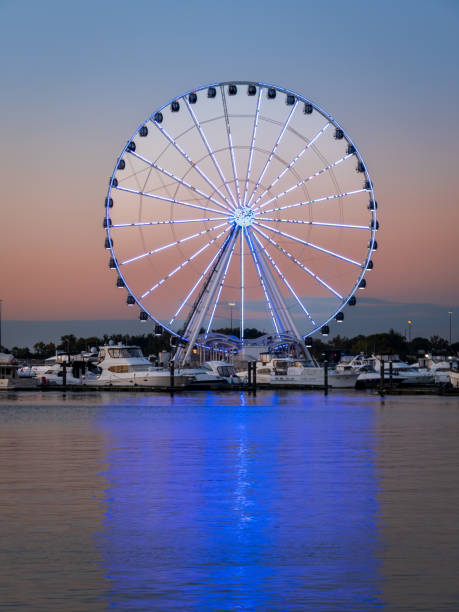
[93,392,384,609]
[233,424,253,533]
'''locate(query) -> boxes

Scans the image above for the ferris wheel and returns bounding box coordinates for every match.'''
[104,81,378,362]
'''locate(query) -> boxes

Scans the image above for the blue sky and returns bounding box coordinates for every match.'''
[1,0,458,346]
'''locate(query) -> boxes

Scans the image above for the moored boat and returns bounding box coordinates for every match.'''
[85,344,192,387]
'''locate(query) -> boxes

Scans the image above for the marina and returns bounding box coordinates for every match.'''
[4,344,458,395]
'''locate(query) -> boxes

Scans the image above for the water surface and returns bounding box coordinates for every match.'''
[1,390,458,610]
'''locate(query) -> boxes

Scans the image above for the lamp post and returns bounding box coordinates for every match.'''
[448,311,452,345]
[407,320,413,342]
[0,299,2,349]
[228,302,236,332]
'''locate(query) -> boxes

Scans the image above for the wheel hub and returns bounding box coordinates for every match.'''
[231,206,255,227]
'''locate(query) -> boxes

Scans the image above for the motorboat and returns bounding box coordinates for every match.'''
[1,353,38,389]
[181,361,241,387]
[449,370,459,389]
[18,351,95,381]
[18,353,67,378]
[429,361,455,384]
[413,357,458,384]
[343,354,434,388]
[238,355,358,388]
[85,344,193,387]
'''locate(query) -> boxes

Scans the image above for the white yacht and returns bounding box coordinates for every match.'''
[181,361,241,387]
[18,351,95,380]
[18,353,67,378]
[85,345,192,387]
[344,354,434,388]
[239,355,358,388]
[429,361,455,384]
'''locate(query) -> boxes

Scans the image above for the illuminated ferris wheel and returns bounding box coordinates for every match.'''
[104,81,378,362]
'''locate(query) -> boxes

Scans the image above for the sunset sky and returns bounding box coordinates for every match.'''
[1,0,458,346]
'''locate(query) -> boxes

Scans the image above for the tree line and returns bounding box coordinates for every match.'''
[1,328,458,362]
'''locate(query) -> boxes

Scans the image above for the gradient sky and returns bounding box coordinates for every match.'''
[1,0,458,345]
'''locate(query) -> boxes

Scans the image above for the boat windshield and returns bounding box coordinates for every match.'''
[217,365,236,377]
[108,348,144,359]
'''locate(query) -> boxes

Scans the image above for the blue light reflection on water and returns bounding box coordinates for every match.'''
[96,391,383,610]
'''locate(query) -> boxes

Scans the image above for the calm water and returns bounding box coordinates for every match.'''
[1,390,458,611]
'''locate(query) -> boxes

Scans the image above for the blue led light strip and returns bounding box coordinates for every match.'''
[121,222,227,266]
[251,224,343,299]
[254,154,353,212]
[185,97,238,210]
[153,120,234,211]
[246,101,298,206]
[249,122,330,208]
[140,226,231,299]
[128,149,233,213]
[251,231,315,324]
[245,229,281,335]
[255,221,362,266]
[114,185,226,216]
[257,188,369,216]
[242,86,262,205]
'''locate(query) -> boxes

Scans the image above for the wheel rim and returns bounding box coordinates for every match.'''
[105,81,378,346]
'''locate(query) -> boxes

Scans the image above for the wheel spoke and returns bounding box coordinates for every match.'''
[257,188,369,216]
[240,227,245,340]
[254,221,362,266]
[251,224,343,299]
[114,185,228,216]
[242,87,262,205]
[112,217,228,229]
[254,153,353,212]
[120,222,227,266]
[140,226,231,299]
[185,98,238,209]
[127,149,233,212]
[250,230,315,324]
[246,101,298,206]
[261,218,368,230]
[205,238,236,335]
[245,229,281,335]
[250,122,331,208]
[220,85,241,205]
[178,227,239,364]
[170,231,234,324]
[153,118,234,210]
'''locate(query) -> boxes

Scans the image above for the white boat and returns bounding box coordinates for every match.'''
[429,361,454,384]
[449,370,459,389]
[19,351,95,381]
[239,355,358,388]
[344,354,434,388]
[1,353,38,389]
[37,362,92,386]
[18,354,64,378]
[181,361,241,387]
[85,345,192,387]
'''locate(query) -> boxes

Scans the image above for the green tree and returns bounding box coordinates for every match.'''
[408,336,431,355]
[57,334,78,353]
[429,335,449,353]
[33,342,47,358]
[11,346,32,359]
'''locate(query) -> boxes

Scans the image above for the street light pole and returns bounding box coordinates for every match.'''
[408,320,413,342]
[0,299,2,349]
[448,311,452,345]
[228,302,236,333]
